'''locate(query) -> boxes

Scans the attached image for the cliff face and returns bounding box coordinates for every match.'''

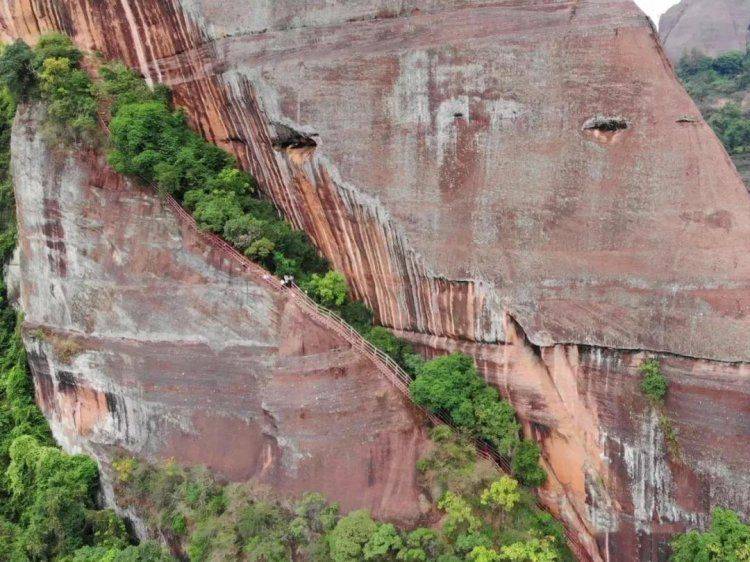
[10,104,430,525]
[3,2,750,561]
[660,0,750,62]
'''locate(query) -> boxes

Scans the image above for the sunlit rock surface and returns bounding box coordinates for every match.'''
[3,2,750,560]
[11,104,430,526]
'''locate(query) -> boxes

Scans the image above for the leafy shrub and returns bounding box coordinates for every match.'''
[480,476,521,512]
[671,508,750,562]
[639,359,668,405]
[398,528,442,561]
[677,49,750,154]
[192,189,244,233]
[328,509,378,562]
[7,34,98,144]
[0,40,37,100]
[32,33,83,71]
[511,440,547,487]
[5,435,100,559]
[410,353,521,457]
[438,492,482,539]
[304,270,349,307]
[98,61,169,116]
[712,51,745,76]
[339,300,374,333]
[363,523,403,560]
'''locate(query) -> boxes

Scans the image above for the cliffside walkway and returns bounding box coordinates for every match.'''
[163,194,594,562]
[98,107,591,558]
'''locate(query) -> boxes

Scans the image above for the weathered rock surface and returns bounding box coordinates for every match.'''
[3,2,750,560]
[660,0,750,62]
[10,104,430,525]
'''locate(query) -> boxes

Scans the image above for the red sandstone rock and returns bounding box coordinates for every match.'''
[4,2,750,560]
[660,0,750,62]
[10,104,430,526]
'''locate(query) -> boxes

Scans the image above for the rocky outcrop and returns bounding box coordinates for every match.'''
[4,2,750,560]
[10,104,430,525]
[660,0,750,62]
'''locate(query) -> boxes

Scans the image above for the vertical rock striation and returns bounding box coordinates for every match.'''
[3,2,750,559]
[10,104,431,525]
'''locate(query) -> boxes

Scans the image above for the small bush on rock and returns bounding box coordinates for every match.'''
[640,359,668,405]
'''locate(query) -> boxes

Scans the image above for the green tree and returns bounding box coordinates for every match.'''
[499,538,558,561]
[339,300,374,333]
[207,167,255,197]
[397,528,441,562]
[363,326,424,374]
[671,508,750,562]
[305,271,349,307]
[38,56,98,143]
[437,492,481,540]
[98,61,168,115]
[512,440,547,487]
[32,33,82,71]
[5,435,102,559]
[713,51,745,76]
[107,101,187,179]
[364,523,403,561]
[468,546,502,562]
[328,510,378,562]
[295,492,339,534]
[677,49,713,77]
[191,189,244,233]
[0,40,36,101]
[480,476,521,512]
[409,353,521,456]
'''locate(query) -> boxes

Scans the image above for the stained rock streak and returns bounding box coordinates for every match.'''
[3,1,750,560]
[10,104,431,525]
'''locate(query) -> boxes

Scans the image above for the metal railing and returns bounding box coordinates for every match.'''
[99,117,592,561]
[163,191,592,561]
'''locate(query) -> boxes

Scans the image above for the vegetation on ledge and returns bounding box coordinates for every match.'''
[108,428,572,562]
[1,33,548,484]
[0,40,174,562]
[0,33,562,560]
[639,359,668,405]
[670,508,750,561]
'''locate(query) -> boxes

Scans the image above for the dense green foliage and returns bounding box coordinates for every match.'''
[88,39,549,490]
[0,41,36,102]
[101,68,331,284]
[415,427,571,562]
[639,359,668,405]
[112,429,571,562]
[677,49,750,154]
[0,34,97,144]
[0,34,559,560]
[0,38,174,562]
[365,327,424,375]
[670,508,750,562]
[410,354,546,486]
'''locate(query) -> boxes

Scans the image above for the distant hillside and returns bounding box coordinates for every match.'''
[660,0,750,62]
[677,49,750,186]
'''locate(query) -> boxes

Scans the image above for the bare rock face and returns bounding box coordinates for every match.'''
[10,104,430,525]
[660,0,750,62]
[4,2,750,560]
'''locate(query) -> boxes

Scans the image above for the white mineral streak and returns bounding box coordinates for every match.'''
[614,409,704,533]
[119,0,154,86]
